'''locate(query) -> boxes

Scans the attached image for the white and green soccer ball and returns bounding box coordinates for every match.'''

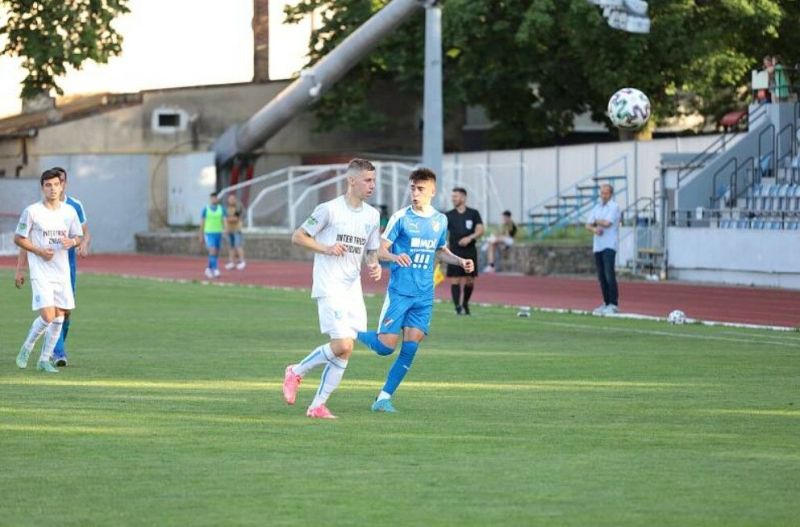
[607,87,651,130]
[667,309,687,325]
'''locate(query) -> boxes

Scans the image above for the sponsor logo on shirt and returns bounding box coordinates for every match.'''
[410,238,437,250]
[335,233,366,254]
[18,222,26,231]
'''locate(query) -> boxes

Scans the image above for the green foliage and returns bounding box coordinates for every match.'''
[0,0,130,99]
[285,0,794,147]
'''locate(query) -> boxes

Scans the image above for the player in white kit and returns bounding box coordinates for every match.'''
[282,159,382,419]
[14,169,84,373]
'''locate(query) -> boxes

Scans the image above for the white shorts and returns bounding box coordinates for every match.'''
[483,234,515,250]
[31,279,75,311]
[317,294,367,340]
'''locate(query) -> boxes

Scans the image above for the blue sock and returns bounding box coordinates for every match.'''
[382,341,419,395]
[357,331,394,356]
[209,254,218,270]
[53,318,71,359]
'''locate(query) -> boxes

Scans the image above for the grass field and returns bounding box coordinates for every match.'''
[1,270,798,526]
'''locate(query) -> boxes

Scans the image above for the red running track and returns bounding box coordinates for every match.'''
[2,254,799,328]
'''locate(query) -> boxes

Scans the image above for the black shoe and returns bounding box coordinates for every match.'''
[463,304,471,316]
[455,305,463,315]
[54,358,67,367]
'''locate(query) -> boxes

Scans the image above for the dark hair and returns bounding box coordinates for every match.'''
[51,166,67,180]
[452,187,467,196]
[409,167,437,183]
[347,158,376,173]
[502,210,512,217]
[40,169,62,186]
[210,192,218,197]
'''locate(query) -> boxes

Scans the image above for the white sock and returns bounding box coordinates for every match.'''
[39,316,64,363]
[310,353,348,408]
[377,391,392,401]
[293,343,332,377]
[23,316,49,351]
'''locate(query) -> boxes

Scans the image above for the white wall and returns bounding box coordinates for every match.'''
[667,227,800,289]
[39,155,150,252]
[443,135,722,223]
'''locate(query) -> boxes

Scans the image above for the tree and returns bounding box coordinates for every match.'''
[286,0,792,149]
[0,0,130,100]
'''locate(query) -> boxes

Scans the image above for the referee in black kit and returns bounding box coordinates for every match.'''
[444,187,485,315]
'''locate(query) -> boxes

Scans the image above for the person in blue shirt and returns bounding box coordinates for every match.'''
[357,168,474,413]
[586,184,621,315]
[14,167,91,367]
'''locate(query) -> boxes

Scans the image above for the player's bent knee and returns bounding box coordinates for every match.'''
[330,339,354,356]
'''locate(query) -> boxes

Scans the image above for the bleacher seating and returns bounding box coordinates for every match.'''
[718,183,800,229]
[743,183,799,215]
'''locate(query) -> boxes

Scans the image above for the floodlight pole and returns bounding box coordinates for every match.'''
[422,1,443,180]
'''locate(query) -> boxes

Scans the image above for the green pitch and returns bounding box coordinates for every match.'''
[1,271,798,526]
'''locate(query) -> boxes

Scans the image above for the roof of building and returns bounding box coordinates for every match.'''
[0,92,143,137]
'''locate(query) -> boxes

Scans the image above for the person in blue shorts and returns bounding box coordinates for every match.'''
[199,192,226,279]
[357,168,474,413]
[15,167,90,367]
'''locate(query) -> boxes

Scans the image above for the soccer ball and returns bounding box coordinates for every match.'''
[667,310,687,325]
[607,88,651,130]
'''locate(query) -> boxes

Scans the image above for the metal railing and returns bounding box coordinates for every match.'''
[676,104,765,187]
[217,161,524,232]
[526,155,628,238]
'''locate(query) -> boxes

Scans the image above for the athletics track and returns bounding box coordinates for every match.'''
[1,254,798,329]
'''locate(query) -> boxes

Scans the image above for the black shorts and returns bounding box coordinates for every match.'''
[446,250,478,278]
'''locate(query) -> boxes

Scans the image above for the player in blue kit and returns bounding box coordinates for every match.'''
[15,167,90,367]
[357,168,474,413]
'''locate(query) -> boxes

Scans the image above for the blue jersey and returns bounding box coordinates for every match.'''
[383,206,448,299]
[64,196,87,270]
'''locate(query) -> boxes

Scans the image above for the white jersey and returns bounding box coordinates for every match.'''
[15,201,83,282]
[301,195,381,299]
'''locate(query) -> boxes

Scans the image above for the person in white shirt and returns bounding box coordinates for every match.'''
[14,169,84,373]
[586,184,621,315]
[282,159,382,419]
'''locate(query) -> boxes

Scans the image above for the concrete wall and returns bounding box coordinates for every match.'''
[136,231,594,276]
[442,135,721,224]
[0,81,426,180]
[39,155,150,252]
[667,227,800,289]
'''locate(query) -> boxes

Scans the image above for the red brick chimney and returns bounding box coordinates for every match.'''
[253,0,269,82]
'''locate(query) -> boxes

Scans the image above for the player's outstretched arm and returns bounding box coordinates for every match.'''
[437,247,474,273]
[78,222,91,257]
[14,248,27,288]
[379,239,410,267]
[364,249,382,281]
[291,227,345,256]
[199,218,205,247]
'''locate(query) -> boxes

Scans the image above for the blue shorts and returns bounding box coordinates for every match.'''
[69,263,77,295]
[227,231,243,248]
[204,233,223,250]
[377,291,434,335]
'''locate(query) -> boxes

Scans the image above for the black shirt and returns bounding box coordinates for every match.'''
[445,207,483,256]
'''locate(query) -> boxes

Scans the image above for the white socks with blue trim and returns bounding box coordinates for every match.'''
[310,346,348,408]
[293,343,332,377]
[40,316,64,362]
